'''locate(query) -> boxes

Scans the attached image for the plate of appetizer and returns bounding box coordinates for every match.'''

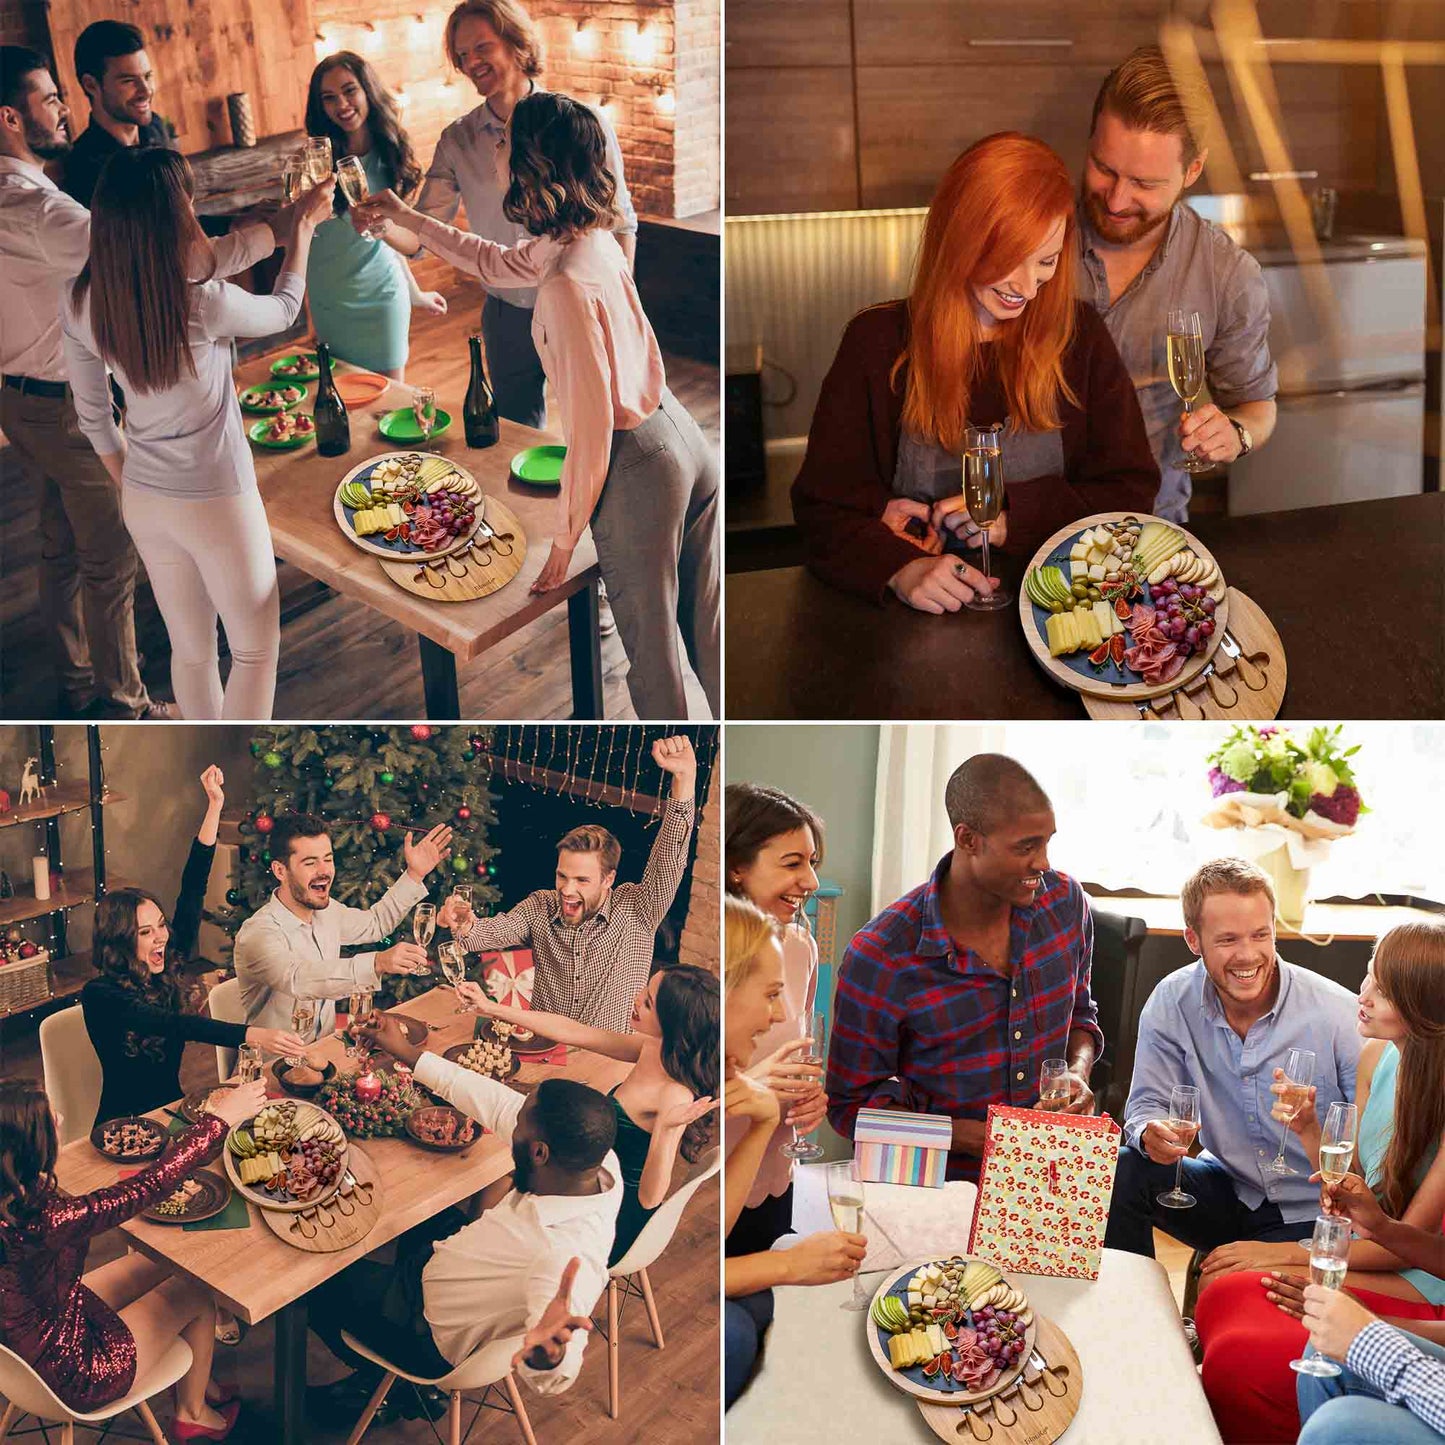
[473,1016,552,1055]
[179,1084,241,1125]
[333,452,483,560]
[238,383,306,414]
[271,1056,337,1098]
[141,1167,232,1225]
[1019,512,1230,700]
[270,352,320,382]
[405,1105,482,1153]
[91,1115,169,1162]
[249,410,316,450]
[444,1038,521,1080]
[868,1257,1037,1404]
[223,1100,347,1213]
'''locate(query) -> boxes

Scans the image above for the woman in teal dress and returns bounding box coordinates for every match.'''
[457,962,720,1265]
[303,52,446,379]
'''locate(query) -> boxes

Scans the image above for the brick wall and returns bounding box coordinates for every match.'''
[672,0,719,218]
[678,762,719,974]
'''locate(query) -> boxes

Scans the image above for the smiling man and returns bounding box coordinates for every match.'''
[827,754,1103,1183]
[1105,857,1360,1262]
[1078,47,1278,520]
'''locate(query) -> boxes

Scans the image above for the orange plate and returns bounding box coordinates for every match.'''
[334,372,390,407]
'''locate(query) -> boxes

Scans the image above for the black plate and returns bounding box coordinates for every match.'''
[142,1167,232,1224]
[405,1105,482,1153]
[179,1083,241,1124]
[271,1057,338,1098]
[91,1115,169,1162]
[444,1040,522,1080]
[392,1014,429,1046]
[473,1016,553,1054]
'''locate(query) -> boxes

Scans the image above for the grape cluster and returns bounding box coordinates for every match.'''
[1150,578,1218,654]
[975,1306,1027,1365]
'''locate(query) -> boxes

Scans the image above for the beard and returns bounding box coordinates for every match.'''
[1083,186,1173,246]
[102,93,149,128]
[511,1138,534,1193]
[26,117,70,159]
[286,877,330,912]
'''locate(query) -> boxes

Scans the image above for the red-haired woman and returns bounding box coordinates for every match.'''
[793,131,1158,612]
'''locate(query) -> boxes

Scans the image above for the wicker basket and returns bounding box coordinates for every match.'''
[0,951,52,1016]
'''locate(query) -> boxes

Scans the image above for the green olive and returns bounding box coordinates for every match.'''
[1072,581,1090,597]
[1087,586,1102,600]
[1048,600,1064,614]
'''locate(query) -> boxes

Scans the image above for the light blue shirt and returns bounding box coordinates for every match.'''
[1123,957,1361,1219]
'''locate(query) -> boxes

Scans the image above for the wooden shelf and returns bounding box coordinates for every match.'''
[0,784,121,831]
[0,871,134,929]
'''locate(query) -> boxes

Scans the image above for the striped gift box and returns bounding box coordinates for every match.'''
[853,1107,952,1188]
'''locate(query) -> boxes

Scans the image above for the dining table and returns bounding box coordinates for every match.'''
[725,492,1445,719]
[53,985,629,1445]
[234,352,605,719]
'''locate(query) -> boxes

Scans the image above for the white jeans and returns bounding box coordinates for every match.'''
[120,485,280,719]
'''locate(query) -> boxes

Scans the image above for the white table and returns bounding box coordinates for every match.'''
[728,1246,1222,1445]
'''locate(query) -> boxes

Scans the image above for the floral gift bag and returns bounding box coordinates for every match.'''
[966,1105,1121,1280]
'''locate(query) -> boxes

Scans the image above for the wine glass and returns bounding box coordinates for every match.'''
[1166,308,1212,474]
[288,996,317,1069]
[236,1042,263,1085]
[826,1160,870,1312]
[412,386,438,450]
[1267,1048,1317,1176]
[779,1010,826,1162]
[961,422,1010,611]
[451,883,473,912]
[1038,1058,1071,1112]
[336,155,381,236]
[1318,1101,1359,1185]
[1156,1083,1201,1209]
[346,988,374,1060]
[303,136,333,186]
[413,902,436,962]
[280,152,305,203]
[1290,1213,1351,1377]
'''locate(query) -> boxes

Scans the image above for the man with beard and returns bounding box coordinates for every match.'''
[436,735,698,1032]
[308,1015,620,1425]
[232,813,452,1035]
[1079,46,1278,520]
[61,22,172,207]
[1104,857,1360,1266]
[827,755,1103,1183]
[372,0,636,428]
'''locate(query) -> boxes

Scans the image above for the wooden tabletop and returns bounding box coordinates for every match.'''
[236,353,600,662]
[1087,893,1440,942]
[53,987,628,1326]
[726,492,1445,718]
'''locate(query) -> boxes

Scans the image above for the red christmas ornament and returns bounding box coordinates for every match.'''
[254,814,275,834]
[370,812,392,831]
[456,806,471,821]
[474,861,488,876]
[410,725,433,741]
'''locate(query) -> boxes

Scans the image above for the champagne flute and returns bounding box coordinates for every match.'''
[437,941,471,1016]
[1038,1057,1071,1112]
[303,136,333,186]
[346,987,374,1060]
[1290,1213,1351,1377]
[1266,1048,1316,1176]
[236,1042,263,1085]
[1156,1083,1201,1209]
[413,902,436,964]
[1166,308,1212,474]
[779,1010,826,1162]
[280,152,305,203]
[412,385,438,450]
[1318,1101,1359,1185]
[336,155,380,236]
[451,882,473,913]
[826,1160,870,1312]
[961,422,1009,611]
[288,996,317,1069]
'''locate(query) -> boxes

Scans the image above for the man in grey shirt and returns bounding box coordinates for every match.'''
[378,0,637,428]
[1077,46,1278,521]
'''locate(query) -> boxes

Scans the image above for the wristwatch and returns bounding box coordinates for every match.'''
[1228,417,1254,457]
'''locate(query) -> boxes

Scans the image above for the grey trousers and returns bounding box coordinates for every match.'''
[0,385,150,714]
[480,293,547,429]
[590,389,720,719]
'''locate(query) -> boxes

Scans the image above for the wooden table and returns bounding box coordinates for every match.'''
[235,354,605,719]
[54,988,628,1445]
[725,492,1445,718]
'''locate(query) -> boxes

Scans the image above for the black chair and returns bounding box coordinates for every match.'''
[1089,908,1148,1119]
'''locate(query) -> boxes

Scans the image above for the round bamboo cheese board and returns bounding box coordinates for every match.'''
[259,1143,382,1253]
[332,452,485,562]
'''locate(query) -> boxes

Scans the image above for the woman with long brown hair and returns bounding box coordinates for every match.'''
[302,51,445,380]
[60,148,333,720]
[793,130,1158,612]
[351,89,718,721]
[1194,921,1445,1442]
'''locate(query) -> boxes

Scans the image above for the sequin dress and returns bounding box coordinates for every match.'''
[0,1113,227,1411]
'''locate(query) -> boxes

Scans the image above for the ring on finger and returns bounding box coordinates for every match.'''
[954,562,968,579]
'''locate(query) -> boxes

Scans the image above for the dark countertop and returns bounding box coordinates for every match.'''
[725,492,1445,720]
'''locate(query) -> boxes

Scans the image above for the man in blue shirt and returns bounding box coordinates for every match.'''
[1104,857,1360,1259]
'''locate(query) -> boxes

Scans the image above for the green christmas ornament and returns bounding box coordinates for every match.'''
[226,889,244,906]
[451,855,469,873]
[249,741,263,757]
[262,850,272,864]
[379,771,395,784]
[263,751,284,769]
[323,775,335,790]
[486,863,497,876]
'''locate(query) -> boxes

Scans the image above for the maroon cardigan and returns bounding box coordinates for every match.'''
[791,299,1160,601]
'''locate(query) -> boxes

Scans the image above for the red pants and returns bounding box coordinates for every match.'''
[1196,1269,1443,1444]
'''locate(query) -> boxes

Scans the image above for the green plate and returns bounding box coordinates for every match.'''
[248,417,315,451]
[270,353,320,382]
[238,383,306,415]
[379,407,452,442]
[510,444,565,488]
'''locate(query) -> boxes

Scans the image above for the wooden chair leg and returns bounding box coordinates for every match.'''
[607,1275,620,1420]
[638,1267,666,1351]
[448,1390,462,1445]
[0,1401,19,1442]
[503,1374,537,1445]
[60,1425,74,1445]
[344,1372,398,1445]
[134,1400,168,1445]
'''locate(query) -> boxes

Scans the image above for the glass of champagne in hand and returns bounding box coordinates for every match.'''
[961,423,1010,610]
[1166,308,1212,474]
[826,1160,870,1312]
[412,386,438,450]
[281,153,305,203]
[336,155,380,236]
[288,996,317,1069]
[780,1010,826,1162]
[1156,1083,1201,1209]
[1038,1057,1071,1111]
[413,903,436,966]
[1318,1101,1358,1186]
[1291,1213,1351,1377]
[303,136,333,186]
[346,988,374,1060]
[1267,1048,1316,1176]
[437,941,469,1013]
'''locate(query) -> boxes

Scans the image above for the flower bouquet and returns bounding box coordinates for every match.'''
[316,1067,427,1139]
[1202,726,1366,925]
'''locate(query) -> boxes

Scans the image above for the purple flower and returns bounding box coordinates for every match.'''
[1308,786,1361,828]
[1209,767,1246,798]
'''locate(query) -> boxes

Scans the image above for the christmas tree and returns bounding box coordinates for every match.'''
[220,726,500,1001]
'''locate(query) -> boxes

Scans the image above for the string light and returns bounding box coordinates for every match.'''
[626,20,657,64]
[573,18,598,56]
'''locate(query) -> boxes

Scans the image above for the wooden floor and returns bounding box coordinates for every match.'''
[0,1023,720,1444]
[0,276,719,721]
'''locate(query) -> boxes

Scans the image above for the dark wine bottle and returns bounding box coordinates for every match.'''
[313,342,350,458]
[463,333,500,448]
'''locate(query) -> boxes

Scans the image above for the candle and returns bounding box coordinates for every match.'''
[353,1071,382,1103]
[31,856,49,902]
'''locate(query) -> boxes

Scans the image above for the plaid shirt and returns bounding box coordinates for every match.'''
[1343,1322,1445,1435]
[459,798,694,1031]
[826,857,1103,1182]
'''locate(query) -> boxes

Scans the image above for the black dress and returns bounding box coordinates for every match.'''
[608,1088,659,1267]
[80,839,247,1125]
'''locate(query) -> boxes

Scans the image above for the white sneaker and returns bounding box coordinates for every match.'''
[597,583,617,637]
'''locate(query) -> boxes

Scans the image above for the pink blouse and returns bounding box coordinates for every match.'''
[412,216,666,550]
